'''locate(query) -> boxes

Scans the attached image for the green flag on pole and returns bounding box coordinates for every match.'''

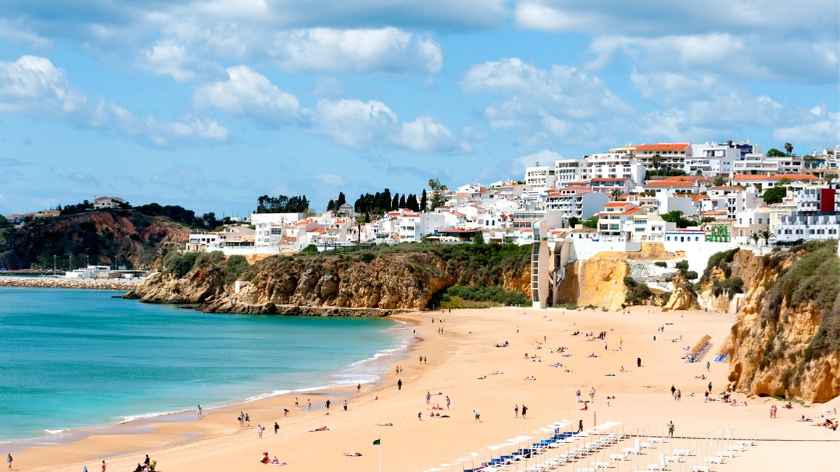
[372,438,381,446]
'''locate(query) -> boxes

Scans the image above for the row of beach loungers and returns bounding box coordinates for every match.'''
[423,421,757,472]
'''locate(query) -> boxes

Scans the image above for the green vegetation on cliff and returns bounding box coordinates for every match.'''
[762,240,840,360]
[439,285,529,309]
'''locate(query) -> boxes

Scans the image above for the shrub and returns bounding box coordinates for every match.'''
[300,244,319,255]
[162,251,199,278]
[654,261,667,268]
[684,271,699,280]
[359,252,376,263]
[440,285,529,308]
[224,255,249,283]
[675,260,689,273]
[624,276,653,306]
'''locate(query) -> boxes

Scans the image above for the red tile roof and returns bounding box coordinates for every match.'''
[634,143,689,153]
[733,173,817,182]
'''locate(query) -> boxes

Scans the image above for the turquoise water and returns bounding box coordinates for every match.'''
[0,288,406,442]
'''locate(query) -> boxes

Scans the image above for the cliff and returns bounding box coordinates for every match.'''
[714,243,840,403]
[128,244,531,315]
[555,252,629,311]
[0,210,189,270]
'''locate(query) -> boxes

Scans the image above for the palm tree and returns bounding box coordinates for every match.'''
[784,142,794,156]
[750,233,760,245]
[651,154,663,171]
[759,230,772,246]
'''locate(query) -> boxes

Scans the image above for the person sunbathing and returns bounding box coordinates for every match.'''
[344,452,363,457]
[271,456,286,466]
[376,422,394,427]
[309,426,330,432]
[261,452,271,464]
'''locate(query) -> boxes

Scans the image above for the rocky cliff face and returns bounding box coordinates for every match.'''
[662,273,698,311]
[555,252,629,311]
[0,210,189,270]
[715,244,840,403]
[129,245,531,315]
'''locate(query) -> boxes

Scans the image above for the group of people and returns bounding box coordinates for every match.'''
[513,403,529,419]
[131,454,155,472]
[259,451,286,466]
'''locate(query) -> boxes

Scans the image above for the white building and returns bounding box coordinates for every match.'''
[580,153,646,185]
[553,159,583,185]
[684,143,740,176]
[525,165,556,191]
[775,213,840,243]
[94,196,127,209]
[251,212,304,247]
[545,188,609,219]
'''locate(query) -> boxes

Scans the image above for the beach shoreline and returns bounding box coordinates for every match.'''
[9,305,840,472]
[6,310,424,471]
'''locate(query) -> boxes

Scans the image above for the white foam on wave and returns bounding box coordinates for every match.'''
[43,429,66,435]
[119,407,194,424]
[243,389,292,403]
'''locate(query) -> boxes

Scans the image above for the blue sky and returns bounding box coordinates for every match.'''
[0,0,838,215]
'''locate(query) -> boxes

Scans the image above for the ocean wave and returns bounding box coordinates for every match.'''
[119,407,194,424]
[43,429,66,435]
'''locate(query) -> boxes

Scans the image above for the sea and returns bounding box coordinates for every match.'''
[0,287,408,443]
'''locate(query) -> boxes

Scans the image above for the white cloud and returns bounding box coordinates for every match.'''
[395,116,467,153]
[271,28,442,73]
[0,19,51,47]
[774,110,840,147]
[194,66,302,124]
[513,149,563,173]
[0,55,227,147]
[89,101,229,146]
[588,34,745,70]
[0,55,85,113]
[630,69,720,100]
[314,98,398,148]
[141,40,197,82]
[463,57,630,142]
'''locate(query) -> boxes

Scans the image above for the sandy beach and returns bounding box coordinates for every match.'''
[9,306,839,472]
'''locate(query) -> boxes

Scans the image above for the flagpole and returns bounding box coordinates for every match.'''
[378,443,382,472]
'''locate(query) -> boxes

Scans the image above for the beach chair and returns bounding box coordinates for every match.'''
[690,465,710,472]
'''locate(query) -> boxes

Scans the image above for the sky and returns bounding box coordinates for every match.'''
[0,0,838,216]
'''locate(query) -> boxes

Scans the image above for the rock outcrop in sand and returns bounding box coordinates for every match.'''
[662,273,698,311]
[713,244,840,403]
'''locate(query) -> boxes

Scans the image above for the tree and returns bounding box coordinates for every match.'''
[661,211,699,228]
[392,193,400,210]
[398,194,406,209]
[472,232,485,245]
[420,189,428,212]
[406,194,419,212]
[336,192,346,207]
[784,142,794,156]
[582,217,598,229]
[762,186,787,205]
[713,175,727,186]
[751,233,760,245]
[427,178,448,210]
[255,194,309,213]
[651,154,663,170]
[767,148,786,157]
[200,212,219,230]
[327,200,336,212]
[759,230,772,245]
[568,217,580,228]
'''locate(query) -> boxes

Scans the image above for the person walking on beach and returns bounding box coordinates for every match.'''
[577,419,583,433]
[307,399,311,410]
[667,420,675,438]
[426,391,431,404]
[83,465,88,472]
[521,404,528,419]
[101,459,107,472]
[257,424,265,439]
[197,404,203,417]
[274,421,280,434]
[514,404,519,418]
[446,395,451,409]
[325,399,331,411]
[6,453,11,470]
[397,379,403,391]
[637,357,642,368]
[343,400,348,412]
